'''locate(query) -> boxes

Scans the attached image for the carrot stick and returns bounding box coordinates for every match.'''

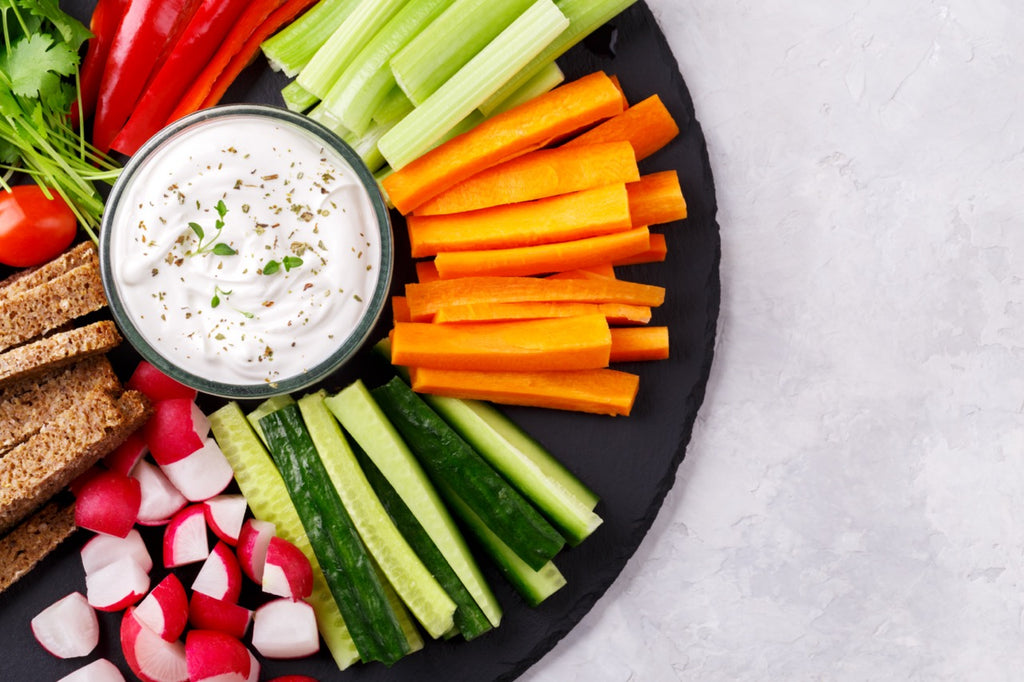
[562,94,679,162]
[608,74,630,110]
[381,71,626,214]
[391,315,612,372]
[433,227,650,279]
[546,265,617,280]
[404,276,666,322]
[412,141,639,216]
[628,171,687,227]
[409,366,640,416]
[415,260,440,283]
[392,296,411,324]
[433,301,652,326]
[609,327,669,362]
[407,183,632,258]
[612,232,667,266]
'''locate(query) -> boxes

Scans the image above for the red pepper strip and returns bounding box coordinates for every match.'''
[70,0,129,126]
[110,0,253,156]
[92,0,202,153]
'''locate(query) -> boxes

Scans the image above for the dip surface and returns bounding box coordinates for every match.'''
[105,112,383,389]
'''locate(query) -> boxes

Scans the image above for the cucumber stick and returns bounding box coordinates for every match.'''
[245,394,295,446]
[325,380,503,628]
[208,402,359,670]
[297,391,456,639]
[259,404,410,665]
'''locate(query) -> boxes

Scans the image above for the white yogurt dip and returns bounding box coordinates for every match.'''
[104,109,387,391]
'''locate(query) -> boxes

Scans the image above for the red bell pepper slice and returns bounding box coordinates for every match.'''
[71,0,128,126]
[110,0,253,156]
[91,0,202,153]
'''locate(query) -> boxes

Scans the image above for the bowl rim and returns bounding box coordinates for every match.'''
[99,103,394,399]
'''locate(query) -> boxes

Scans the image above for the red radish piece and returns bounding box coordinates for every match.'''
[185,630,252,682]
[31,592,99,658]
[188,592,252,640]
[74,469,141,537]
[144,399,210,465]
[69,466,104,496]
[134,574,189,643]
[104,432,148,476]
[262,536,313,600]
[267,677,319,682]
[251,599,320,659]
[121,608,188,682]
[203,494,247,546]
[235,518,275,583]
[163,504,210,568]
[86,554,150,612]
[58,658,126,681]
[128,361,198,402]
[133,459,188,525]
[81,529,153,575]
[244,650,260,682]
[192,541,243,603]
[159,437,234,502]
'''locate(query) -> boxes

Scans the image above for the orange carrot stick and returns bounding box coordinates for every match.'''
[407,183,632,258]
[612,233,667,266]
[392,295,411,324]
[415,260,440,283]
[433,301,652,326]
[391,315,612,372]
[609,327,669,362]
[608,74,630,110]
[628,171,687,227]
[546,265,617,280]
[405,276,666,321]
[381,72,626,214]
[409,366,640,416]
[433,227,650,279]
[413,141,639,216]
[562,94,679,162]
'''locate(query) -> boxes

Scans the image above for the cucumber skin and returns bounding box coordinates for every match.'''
[260,404,410,666]
[371,377,566,571]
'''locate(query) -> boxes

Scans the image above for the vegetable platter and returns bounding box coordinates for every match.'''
[0,0,720,679]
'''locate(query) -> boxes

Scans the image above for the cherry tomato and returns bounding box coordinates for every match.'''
[0,185,78,267]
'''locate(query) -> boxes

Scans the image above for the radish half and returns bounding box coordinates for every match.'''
[192,541,243,603]
[235,519,275,583]
[159,437,234,502]
[144,399,210,466]
[74,469,141,538]
[185,630,252,682]
[104,432,148,476]
[128,361,198,402]
[133,459,187,525]
[81,529,152,575]
[262,535,313,600]
[203,494,247,546]
[57,658,126,682]
[134,574,189,643]
[121,608,188,682]
[163,504,210,568]
[31,592,99,658]
[188,592,252,640]
[86,554,150,612]
[251,599,320,659]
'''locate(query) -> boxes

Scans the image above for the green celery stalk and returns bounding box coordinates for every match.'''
[282,80,320,113]
[479,0,637,115]
[377,0,569,170]
[297,0,410,99]
[372,87,414,127]
[389,0,536,106]
[262,0,361,77]
[320,0,455,136]
[484,60,565,116]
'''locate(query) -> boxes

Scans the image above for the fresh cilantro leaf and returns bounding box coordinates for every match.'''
[18,0,92,50]
[3,33,79,100]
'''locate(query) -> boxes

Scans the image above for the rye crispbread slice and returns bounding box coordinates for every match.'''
[0,499,76,593]
[0,320,122,390]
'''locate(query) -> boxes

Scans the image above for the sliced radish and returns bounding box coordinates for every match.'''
[188,592,252,640]
[236,519,275,583]
[74,469,141,538]
[192,541,243,603]
[86,554,150,612]
[121,608,188,682]
[133,459,188,525]
[104,432,148,476]
[251,599,320,659]
[81,529,152,575]
[145,399,210,466]
[57,658,126,682]
[159,437,234,502]
[244,649,260,682]
[128,361,198,402]
[134,574,189,643]
[185,630,252,682]
[69,465,104,496]
[163,504,210,568]
[31,592,99,658]
[203,494,247,546]
[262,536,313,600]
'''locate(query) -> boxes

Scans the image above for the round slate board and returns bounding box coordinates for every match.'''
[0,2,720,680]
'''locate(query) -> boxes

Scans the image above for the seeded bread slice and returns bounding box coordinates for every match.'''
[0,242,97,303]
[0,499,76,593]
[0,320,122,390]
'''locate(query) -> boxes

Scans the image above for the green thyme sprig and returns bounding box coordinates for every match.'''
[261,255,303,275]
[188,200,236,256]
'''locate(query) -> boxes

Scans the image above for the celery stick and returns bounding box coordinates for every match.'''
[479,0,636,115]
[297,0,411,99]
[390,0,536,105]
[484,60,565,116]
[321,0,455,136]
[344,123,389,172]
[377,0,569,170]
[282,80,320,113]
[262,0,361,77]
[308,103,350,138]
[373,87,414,127]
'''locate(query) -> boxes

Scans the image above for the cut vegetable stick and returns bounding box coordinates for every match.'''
[612,232,667,266]
[609,327,669,362]
[432,301,651,326]
[562,94,679,162]
[627,171,687,227]
[413,141,639,215]
[546,265,617,280]
[433,227,650,279]
[407,184,632,258]
[381,71,626,214]
[483,60,564,117]
[409,367,640,416]
[391,315,612,371]
[415,260,440,283]
[608,74,630,110]
[405,276,666,321]
[391,296,411,324]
